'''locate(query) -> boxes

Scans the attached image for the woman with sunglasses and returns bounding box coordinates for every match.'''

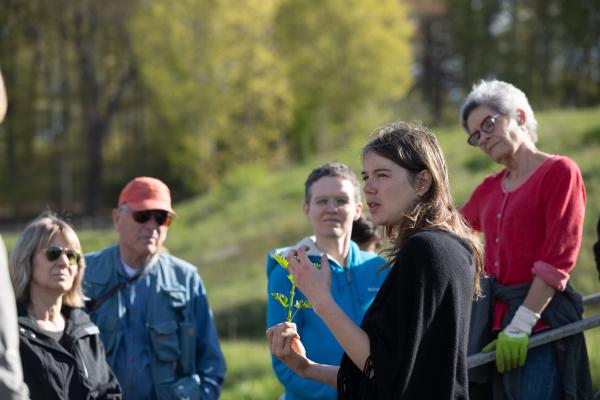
[267,122,483,399]
[9,213,122,400]
[460,80,592,399]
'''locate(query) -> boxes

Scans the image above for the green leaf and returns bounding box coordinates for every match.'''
[271,292,289,308]
[287,274,295,285]
[294,299,312,309]
[272,253,289,269]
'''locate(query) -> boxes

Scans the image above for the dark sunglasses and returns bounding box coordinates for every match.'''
[46,245,81,266]
[131,210,174,227]
[467,114,500,146]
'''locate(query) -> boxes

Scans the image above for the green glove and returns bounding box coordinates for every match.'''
[481,305,539,373]
[496,331,529,372]
[481,332,529,372]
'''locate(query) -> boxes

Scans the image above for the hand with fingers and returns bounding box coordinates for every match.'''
[286,249,332,313]
[481,305,540,372]
[266,322,311,377]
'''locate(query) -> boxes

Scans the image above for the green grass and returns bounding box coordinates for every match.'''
[221,340,283,399]
[2,106,600,395]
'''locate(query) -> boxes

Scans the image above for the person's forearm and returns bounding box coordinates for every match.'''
[302,362,339,387]
[312,295,371,373]
[522,275,555,314]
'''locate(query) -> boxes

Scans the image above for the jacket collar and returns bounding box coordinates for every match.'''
[17,302,98,340]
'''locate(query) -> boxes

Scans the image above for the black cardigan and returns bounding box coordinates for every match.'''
[17,304,122,400]
[338,230,474,399]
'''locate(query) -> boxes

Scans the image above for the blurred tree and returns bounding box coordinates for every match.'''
[446,0,599,111]
[409,0,453,124]
[0,0,140,217]
[70,1,138,216]
[1,0,598,218]
[274,0,414,160]
[130,0,294,192]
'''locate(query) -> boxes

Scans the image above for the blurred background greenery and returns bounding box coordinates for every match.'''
[1,0,600,398]
[1,0,599,218]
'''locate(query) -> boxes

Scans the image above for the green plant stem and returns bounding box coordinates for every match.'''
[291,308,300,322]
[287,280,296,322]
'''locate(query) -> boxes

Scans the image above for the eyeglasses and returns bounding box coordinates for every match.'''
[46,245,81,266]
[131,210,174,227]
[311,196,351,208]
[467,114,500,146]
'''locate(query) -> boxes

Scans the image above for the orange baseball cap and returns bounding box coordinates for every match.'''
[118,177,175,214]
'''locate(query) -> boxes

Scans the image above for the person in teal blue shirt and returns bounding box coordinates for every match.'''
[266,162,388,400]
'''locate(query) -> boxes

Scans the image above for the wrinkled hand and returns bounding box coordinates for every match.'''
[481,331,529,373]
[287,249,332,311]
[266,322,311,376]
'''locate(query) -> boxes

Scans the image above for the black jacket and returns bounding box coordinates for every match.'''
[338,230,474,399]
[17,303,122,400]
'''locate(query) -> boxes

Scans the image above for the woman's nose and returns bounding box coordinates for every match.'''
[57,254,70,267]
[363,180,375,194]
[325,200,339,212]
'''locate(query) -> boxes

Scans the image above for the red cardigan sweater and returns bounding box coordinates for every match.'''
[461,155,586,331]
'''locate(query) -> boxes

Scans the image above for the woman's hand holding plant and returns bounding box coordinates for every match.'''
[287,248,333,315]
[266,322,312,377]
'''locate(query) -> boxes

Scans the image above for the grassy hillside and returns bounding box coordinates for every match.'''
[2,106,600,398]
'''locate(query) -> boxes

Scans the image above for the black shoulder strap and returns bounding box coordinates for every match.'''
[87,272,143,313]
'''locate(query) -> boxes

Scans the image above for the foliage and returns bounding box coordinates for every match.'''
[269,253,318,322]
[2,0,599,216]
[274,0,414,160]
[0,0,140,216]
[411,0,600,122]
[1,0,414,216]
[130,0,294,190]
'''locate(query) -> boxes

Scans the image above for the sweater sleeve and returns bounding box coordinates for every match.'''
[532,157,586,291]
[266,256,337,399]
[366,234,451,398]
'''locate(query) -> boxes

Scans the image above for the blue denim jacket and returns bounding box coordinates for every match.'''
[83,245,226,400]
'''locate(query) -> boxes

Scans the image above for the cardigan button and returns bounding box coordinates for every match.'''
[497,213,501,219]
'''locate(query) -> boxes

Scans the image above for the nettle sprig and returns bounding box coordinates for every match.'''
[270,253,321,322]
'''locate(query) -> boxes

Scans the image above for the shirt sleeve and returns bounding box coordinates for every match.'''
[266,255,337,399]
[193,273,227,400]
[532,157,586,291]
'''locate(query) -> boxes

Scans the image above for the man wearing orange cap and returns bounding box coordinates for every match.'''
[83,177,226,400]
[0,68,30,400]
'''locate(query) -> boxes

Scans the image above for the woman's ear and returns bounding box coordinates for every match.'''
[515,108,526,126]
[354,202,363,221]
[415,170,433,196]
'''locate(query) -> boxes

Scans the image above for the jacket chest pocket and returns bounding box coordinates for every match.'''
[149,320,180,362]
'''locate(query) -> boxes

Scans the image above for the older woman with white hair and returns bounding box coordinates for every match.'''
[460,79,592,399]
[9,213,121,400]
